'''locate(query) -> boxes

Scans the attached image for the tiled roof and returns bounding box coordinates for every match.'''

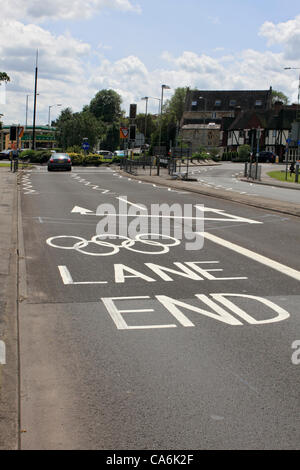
[185,88,272,111]
[227,106,298,131]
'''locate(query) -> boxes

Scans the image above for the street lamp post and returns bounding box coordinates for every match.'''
[48,104,62,127]
[199,96,207,125]
[26,93,39,128]
[284,67,300,172]
[141,97,149,145]
[141,96,160,175]
[158,84,171,175]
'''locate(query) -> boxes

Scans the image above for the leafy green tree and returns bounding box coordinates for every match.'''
[89,89,122,123]
[55,108,105,150]
[101,122,120,151]
[164,87,188,123]
[272,90,289,105]
[0,72,10,83]
[238,144,251,161]
[135,113,157,143]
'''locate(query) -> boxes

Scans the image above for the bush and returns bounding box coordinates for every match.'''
[19,149,51,164]
[192,152,211,161]
[19,149,35,161]
[84,154,103,166]
[66,145,83,154]
[67,153,83,165]
[235,144,251,162]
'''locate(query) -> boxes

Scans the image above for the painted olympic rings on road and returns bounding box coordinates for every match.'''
[46,233,181,256]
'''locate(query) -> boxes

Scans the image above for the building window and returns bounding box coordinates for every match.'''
[239,130,244,138]
[215,100,221,106]
[272,129,276,137]
[229,100,237,107]
[255,100,262,106]
[191,101,197,106]
[211,112,217,118]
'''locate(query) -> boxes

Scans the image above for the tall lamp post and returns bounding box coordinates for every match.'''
[141,96,161,145]
[284,67,300,168]
[158,84,171,175]
[199,96,207,125]
[141,97,149,147]
[32,50,38,150]
[26,93,39,128]
[48,104,62,127]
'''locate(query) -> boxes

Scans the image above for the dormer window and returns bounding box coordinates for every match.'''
[215,100,221,106]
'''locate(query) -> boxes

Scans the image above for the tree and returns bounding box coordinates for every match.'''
[101,122,120,151]
[55,108,105,150]
[0,72,10,83]
[272,90,289,105]
[164,87,188,124]
[89,89,122,123]
[135,113,157,143]
[238,144,251,161]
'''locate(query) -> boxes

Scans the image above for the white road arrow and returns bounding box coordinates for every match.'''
[71,206,93,215]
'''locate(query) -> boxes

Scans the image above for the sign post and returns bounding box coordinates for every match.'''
[82,138,90,155]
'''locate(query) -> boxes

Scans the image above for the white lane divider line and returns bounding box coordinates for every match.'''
[0,341,6,365]
[116,197,147,211]
[202,232,300,282]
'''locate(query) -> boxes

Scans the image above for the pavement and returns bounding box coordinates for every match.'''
[0,168,19,450]
[117,162,300,217]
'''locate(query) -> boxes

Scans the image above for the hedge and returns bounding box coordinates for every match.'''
[19,150,121,166]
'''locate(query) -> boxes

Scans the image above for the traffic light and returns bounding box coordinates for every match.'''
[129,125,136,140]
[10,126,17,141]
[129,104,137,119]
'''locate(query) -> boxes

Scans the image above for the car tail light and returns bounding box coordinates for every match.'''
[67,158,71,163]
[50,158,54,162]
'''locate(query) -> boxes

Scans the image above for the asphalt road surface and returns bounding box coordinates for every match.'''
[19,167,300,450]
[189,162,300,204]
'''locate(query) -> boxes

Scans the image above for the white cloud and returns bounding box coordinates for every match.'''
[0,19,92,124]
[259,15,300,61]
[2,14,300,125]
[1,0,141,22]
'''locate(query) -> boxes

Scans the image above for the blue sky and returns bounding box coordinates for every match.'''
[39,0,300,63]
[1,0,300,124]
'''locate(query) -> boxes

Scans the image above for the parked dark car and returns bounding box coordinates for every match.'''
[0,149,12,160]
[257,151,275,163]
[47,153,72,171]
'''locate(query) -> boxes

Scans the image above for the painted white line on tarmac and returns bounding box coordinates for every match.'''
[58,266,108,285]
[0,341,6,365]
[116,197,147,211]
[202,232,300,282]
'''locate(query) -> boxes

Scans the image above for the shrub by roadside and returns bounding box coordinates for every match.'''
[19,150,121,166]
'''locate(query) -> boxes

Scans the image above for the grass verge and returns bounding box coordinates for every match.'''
[267,170,298,183]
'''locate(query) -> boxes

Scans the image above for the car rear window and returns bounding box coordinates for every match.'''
[52,154,69,159]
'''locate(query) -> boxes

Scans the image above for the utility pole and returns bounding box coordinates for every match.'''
[32,50,38,150]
